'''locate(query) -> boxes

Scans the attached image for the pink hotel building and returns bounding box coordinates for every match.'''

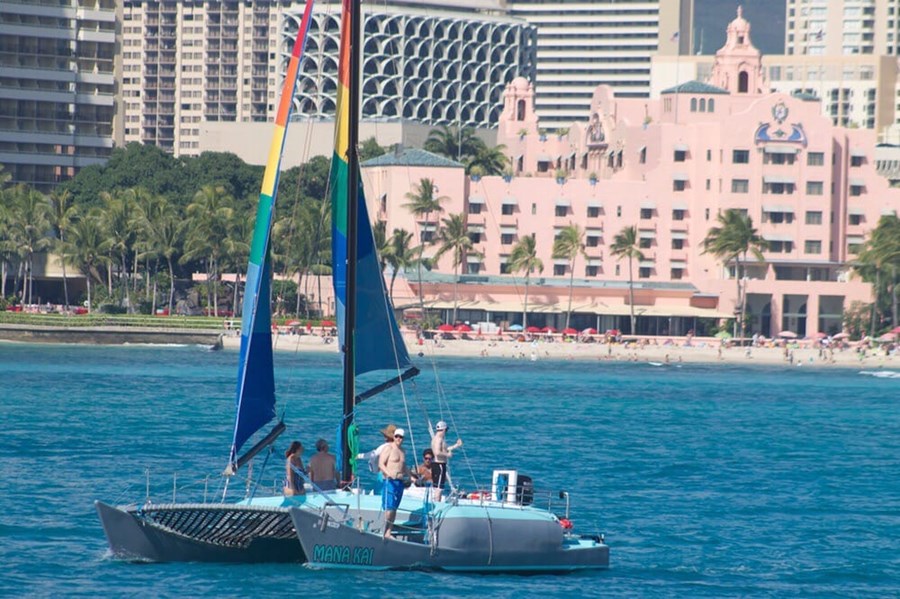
[361,11,900,337]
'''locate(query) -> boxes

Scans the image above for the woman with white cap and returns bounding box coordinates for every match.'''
[430,420,462,501]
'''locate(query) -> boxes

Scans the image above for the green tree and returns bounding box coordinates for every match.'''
[610,226,644,335]
[854,214,900,334]
[552,224,587,331]
[508,233,543,330]
[7,185,52,304]
[136,193,183,314]
[431,213,480,324]
[423,125,482,162]
[359,136,388,161]
[182,184,235,316]
[702,210,767,338]
[466,143,509,176]
[48,189,78,308]
[62,212,111,312]
[404,178,448,307]
[382,228,421,306]
[99,189,142,311]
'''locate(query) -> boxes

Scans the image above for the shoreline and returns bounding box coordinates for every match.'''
[221,332,900,371]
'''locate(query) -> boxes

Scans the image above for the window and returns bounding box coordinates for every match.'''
[639,267,651,278]
[640,208,653,219]
[707,149,712,161]
[553,264,566,276]
[808,152,825,165]
[500,262,510,274]
[848,241,864,254]
[639,237,652,249]
[586,235,600,247]
[806,181,824,195]
[849,214,863,225]
[690,98,697,112]
[764,182,795,194]
[849,184,864,196]
[466,263,481,275]
[501,233,515,245]
[616,206,622,217]
[673,180,686,191]
[670,268,684,280]
[850,155,864,167]
[673,209,685,220]
[804,240,822,254]
[468,232,482,243]
[705,208,710,220]
[615,265,621,276]
[806,210,823,225]
[639,147,646,164]
[674,150,687,162]
[768,240,794,253]
[733,149,750,163]
[672,238,685,250]
[764,152,796,165]
[586,265,599,277]
[501,204,515,216]
[555,206,568,217]
[421,231,434,243]
[587,206,600,218]
[732,179,749,193]
[763,211,794,224]
[468,203,482,214]
[531,203,536,215]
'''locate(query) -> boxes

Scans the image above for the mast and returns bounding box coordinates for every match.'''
[341,0,361,480]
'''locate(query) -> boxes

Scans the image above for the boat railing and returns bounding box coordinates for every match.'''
[114,467,290,507]
[457,485,574,518]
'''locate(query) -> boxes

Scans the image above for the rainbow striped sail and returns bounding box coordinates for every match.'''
[330,0,412,381]
[230,0,316,465]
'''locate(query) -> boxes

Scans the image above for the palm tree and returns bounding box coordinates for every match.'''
[610,226,644,335]
[136,194,183,315]
[854,214,900,334]
[403,178,447,308]
[508,233,543,330]
[182,184,235,316]
[62,213,111,313]
[466,143,509,176]
[423,125,482,161]
[702,209,767,338]
[8,185,52,305]
[431,213,480,323]
[382,228,421,305]
[48,189,78,309]
[552,224,586,330]
[99,189,141,311]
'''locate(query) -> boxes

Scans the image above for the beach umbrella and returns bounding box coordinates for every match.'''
[321,319,335,327]
[437,324,455,332]
[563,327,578,335]
[542,326,557,334]
[455,324,473,332]
[526,326,541,333]
[286,320,301,326]
[714,330,732,339]
[606,329,620,336]
[832,332,849,340]
[892,326,900,334]
[815,332,827,339]
[778,331,798,339]
[582,327,598,335]
[508,324,524,331]
[877,332,896,342]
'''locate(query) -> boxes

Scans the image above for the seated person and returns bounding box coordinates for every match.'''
[416,449,435,486]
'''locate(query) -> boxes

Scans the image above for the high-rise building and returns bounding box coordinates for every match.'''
[0,0,116,191]
[784,0,897,57]
[504,0,692,125]
[120,0,536,157]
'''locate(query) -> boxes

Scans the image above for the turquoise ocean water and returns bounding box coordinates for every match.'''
[1,343,899,597]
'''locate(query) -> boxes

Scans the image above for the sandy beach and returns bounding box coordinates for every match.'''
[222,331,900,371]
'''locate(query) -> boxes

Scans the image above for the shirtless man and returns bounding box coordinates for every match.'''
[307,438,338,491]
[430,421,462,501]
[378,428,409,539]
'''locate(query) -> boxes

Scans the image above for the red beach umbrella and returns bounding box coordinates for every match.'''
[562,327,578,335]
[321,320,335,327]
[286,320,301,326]
[437,324,455,332]
[525,326,541,333]
[541,326,557,333]
[892,326,900,334]
[455,324,473,332]
[582,327,598,335]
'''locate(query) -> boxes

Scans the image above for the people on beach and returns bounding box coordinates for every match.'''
[379,428,409,540]
[358,423,397,494]
[430,420,462,501]
[284,441,305,496]
[308,438,338,491]
[416,449,435,486]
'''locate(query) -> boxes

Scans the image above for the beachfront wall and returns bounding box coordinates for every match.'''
[361,10,896,338]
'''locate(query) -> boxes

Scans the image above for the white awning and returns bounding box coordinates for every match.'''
[847,235,865,244]
[499,255,509,263]
[586,258,603,266]
[586,227,603,234]
[639,260,656,268]
[850,148,866,158]
[553,258,569,266]
[638,230,657,239]
[848,206,866,216]
[421,224,437,232]
[587,199,602,208]
[466,255,482,263]
[670,260,687,267]
[555,197,571,207]
[468,195,485,204]
[848,177,866,187]
[764,144,797,154]
[500,225,518,234]
[640,200,656,209]
[467,223,486,233]
[763,204,794,213]
[881,208,897,216]
[763,175,795,184]
[763,234,793,242]
[672,202,688,210]
[536,154,551,162]
[672,172,689,181]
[673,143,689,152]
[501,196,518,206]
[671,231,688,240]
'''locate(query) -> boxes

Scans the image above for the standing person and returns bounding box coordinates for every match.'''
[358,424,397,494]
[283,441,305,496]
[430,421,462,501]
[308,438,339,491]
[378,428,409,540]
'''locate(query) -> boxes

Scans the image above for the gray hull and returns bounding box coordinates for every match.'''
[95,501,304,563]
[289,505,609,572]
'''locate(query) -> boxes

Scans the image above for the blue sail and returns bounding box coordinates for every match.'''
[332,178,413,377]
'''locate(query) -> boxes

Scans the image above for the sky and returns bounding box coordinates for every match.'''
[693,0,786,56]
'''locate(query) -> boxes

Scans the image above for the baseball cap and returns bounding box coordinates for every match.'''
[435,421,448,431]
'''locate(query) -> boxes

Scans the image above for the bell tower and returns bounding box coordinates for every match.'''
[708,6,766,95]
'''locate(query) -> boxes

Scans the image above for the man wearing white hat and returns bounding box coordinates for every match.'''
[430,421,463,501]
[378,427,408,539]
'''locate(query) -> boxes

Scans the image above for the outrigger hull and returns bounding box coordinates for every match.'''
[289,502,609,572]
[95,501,304,563]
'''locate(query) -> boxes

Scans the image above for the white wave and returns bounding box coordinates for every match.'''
[858,370,900,379]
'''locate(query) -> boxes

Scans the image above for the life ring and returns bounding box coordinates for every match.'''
[558,518,574,530]
[468,491,491,500]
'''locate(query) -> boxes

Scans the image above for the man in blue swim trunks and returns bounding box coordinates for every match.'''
[378,428,409,540]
